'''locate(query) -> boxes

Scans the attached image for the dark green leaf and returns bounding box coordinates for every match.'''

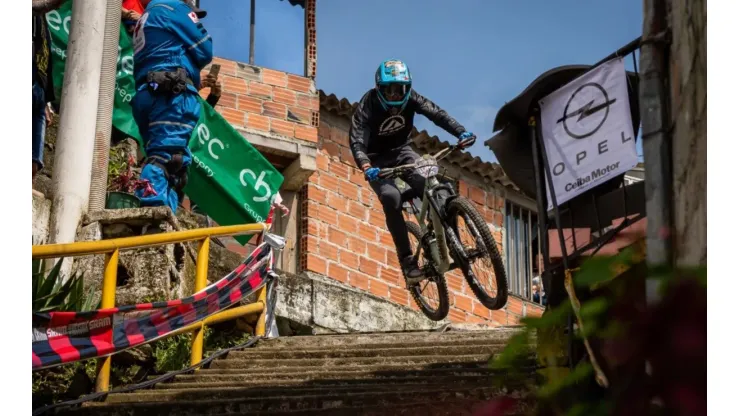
[520,301,571,329]
[37,259,63,300]
[41,273,80,311]
[538,361,594,399]
[579,297,609,319]
[490,330,532,370]
[574,248,635,288]
[32,259,43,297]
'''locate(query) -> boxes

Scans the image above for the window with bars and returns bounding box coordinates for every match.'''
[504,201,545,305]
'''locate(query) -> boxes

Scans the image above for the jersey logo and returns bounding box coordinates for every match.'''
[378,115,406,136]
[188,11,199,23]
[132,12,149,55]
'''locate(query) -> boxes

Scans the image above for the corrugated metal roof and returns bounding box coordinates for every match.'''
[319,90,518,189]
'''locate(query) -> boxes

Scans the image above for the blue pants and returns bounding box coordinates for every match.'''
[32,82,46,170]
[132,85,200,213]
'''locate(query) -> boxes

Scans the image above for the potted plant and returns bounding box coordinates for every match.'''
[106,151,145,209]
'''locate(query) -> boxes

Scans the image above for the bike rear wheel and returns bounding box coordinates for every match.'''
[446,197,508,310]
[406,221,450,321]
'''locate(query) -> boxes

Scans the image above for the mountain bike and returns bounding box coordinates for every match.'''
[378,138,508,321]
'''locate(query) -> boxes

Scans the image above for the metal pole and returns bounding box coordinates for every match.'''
[529,114,550,296]
[534,110,576,370]
[592,36,643,69]
[256,285,268,336]
[249,0,256,65]
[640,0,673,304]
[47,0,108,282]
[190,237,211,367]
[89,0,123,212]
[95,249,119,392]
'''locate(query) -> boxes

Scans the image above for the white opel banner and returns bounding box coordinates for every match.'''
[539,57,639,210]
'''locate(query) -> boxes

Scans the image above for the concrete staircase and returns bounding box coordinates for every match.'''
[65,327,536,415]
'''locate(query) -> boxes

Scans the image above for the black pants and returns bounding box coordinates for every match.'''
[369,146,426,262]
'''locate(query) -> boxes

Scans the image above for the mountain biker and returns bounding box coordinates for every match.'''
[349,59,476,284]
[131,0,213,213]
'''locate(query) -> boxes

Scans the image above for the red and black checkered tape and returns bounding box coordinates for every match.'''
[32,242,275,371]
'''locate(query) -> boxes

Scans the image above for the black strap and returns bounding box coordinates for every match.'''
[142,154,190,201]
[146,68,194,95]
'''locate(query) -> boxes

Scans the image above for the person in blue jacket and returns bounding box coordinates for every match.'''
[131,0,213,213]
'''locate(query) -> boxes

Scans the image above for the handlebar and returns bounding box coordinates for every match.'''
[377,136,476,180]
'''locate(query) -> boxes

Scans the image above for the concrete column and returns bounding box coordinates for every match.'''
[48,0,107,281]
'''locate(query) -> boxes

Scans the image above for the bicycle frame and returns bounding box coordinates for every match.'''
[381,139,474,277]
[410,170,455,274]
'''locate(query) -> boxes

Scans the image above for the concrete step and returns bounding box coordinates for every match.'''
[154,373,526,390]
[251,328,525,350]
[166,366,526,384]
[206,397,536,416]
[242,336,513,354]
[76,385,522,415]
[104,379,499,403]
[208,353,495,370]
[222,343,508,360]
[52,329,535,416]
[175,360,493,378]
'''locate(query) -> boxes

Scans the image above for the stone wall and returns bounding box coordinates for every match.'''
[32,194,51,246]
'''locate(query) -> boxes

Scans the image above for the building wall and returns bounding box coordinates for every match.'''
[298,111,544,325]
[198,57,320,144]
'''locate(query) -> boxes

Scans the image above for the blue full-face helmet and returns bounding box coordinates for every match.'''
[375,59,412,110]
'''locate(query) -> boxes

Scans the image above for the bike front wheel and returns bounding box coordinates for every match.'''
[406,221,450,321]
[446,197,508,310]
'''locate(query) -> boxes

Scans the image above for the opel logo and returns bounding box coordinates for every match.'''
[556,82,617,139]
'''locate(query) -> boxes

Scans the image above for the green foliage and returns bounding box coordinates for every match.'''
[107,146,133,191]
[489,244,707,416]
[152,326,253,373]
[206,326,253,350]
[153,334,193,373]
[112,364,144,386]
[32,358,98,409]
[33,258,99,313]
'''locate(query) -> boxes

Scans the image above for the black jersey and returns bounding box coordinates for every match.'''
[349,88,467,168]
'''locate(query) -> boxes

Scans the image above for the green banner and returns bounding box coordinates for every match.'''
[45,2,284,243]
[186,98,284,244]
[46,1,141,142]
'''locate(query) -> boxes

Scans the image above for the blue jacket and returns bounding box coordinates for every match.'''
[132,0,213,88]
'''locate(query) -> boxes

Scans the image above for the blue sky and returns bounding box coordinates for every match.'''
[200,0,643,163]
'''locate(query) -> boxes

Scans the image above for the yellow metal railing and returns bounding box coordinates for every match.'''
[32,222,269,392]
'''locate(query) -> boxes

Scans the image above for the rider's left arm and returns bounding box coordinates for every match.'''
[410,90,467,138]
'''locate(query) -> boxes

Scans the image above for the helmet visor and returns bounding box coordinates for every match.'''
[379,83,408,103]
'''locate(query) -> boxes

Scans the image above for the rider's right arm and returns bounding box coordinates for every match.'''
[349,91,374,170]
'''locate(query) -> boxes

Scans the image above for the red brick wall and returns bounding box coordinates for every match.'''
[299,112,545,325]
[198,57,319,143]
